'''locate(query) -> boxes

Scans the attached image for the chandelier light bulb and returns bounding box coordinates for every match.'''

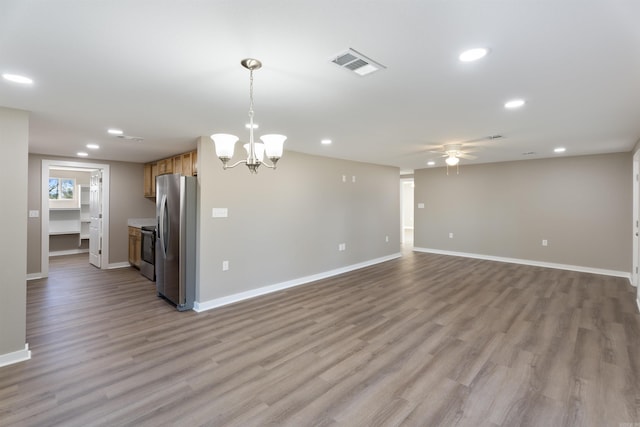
[445,156,459,166]
[459,48,488,62]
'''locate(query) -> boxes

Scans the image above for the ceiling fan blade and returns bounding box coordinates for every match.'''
[465,135,504,143]
[457,153,477,160]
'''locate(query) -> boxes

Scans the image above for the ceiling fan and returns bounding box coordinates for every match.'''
[429,143,478,166]
[422,135,503,174]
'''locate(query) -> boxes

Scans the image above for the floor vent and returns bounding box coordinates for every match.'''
[331,48,385,76]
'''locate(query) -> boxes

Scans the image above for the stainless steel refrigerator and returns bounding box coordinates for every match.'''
[156,174,196,311]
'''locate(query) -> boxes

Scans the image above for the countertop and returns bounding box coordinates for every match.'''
[127,218,156,228]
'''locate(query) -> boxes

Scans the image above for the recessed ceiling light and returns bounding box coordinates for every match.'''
[427,161,436,166]
[77,152,89,157]
[505,99,525,109]
[554,147,566,153]
[321,139,332,145]
[86,144,100,150]
[2,73,34,84]
[459,48,488,62]
[107,128,123,135]
[245,123,259,129]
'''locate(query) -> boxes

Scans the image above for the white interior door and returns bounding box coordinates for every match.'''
[89,169,102,268]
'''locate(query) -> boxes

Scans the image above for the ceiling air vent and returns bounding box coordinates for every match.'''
[117,135,144,142]
[331,48,386,76]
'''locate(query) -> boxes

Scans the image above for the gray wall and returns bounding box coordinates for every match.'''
[0,107,29,357]
[27,154,155,274]
[414,152,632,272]
[197,137,401,303]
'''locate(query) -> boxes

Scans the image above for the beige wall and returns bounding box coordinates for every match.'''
[414,152,632,272]
[27,154,155,274]
[197,137,401,303]
[0,107,29,357]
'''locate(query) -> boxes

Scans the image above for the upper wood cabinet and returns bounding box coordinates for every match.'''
[157,158,173,175]
[173,154,183,176]
[143,162,159,198]
[191,151,198,176]
[144,149,197,198]
[173,152,193,177]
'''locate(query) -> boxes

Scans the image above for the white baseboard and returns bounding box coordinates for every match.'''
[413,247,632,280]
[106,262,132,270]
[49,249,89,257]
[637,298,640,313]
[26,272,45,281]
[0,344,31,368]
[194,253,402,313]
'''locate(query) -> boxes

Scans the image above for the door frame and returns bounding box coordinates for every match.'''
[633,150,640,289]
[41,159,110,277]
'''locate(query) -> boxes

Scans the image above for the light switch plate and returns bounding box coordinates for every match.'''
[212,208,228,218]
[417,203,425,209]
[29,210,39,218]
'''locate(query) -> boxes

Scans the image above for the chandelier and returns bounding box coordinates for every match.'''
[211,59,286,173]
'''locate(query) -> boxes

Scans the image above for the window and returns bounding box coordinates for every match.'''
[49,178,75,200]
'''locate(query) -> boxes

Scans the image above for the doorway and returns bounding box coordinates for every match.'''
[41,159,110,277]
[401,178,414,247]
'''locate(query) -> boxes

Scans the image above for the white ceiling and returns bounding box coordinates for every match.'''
[2,0,639,172]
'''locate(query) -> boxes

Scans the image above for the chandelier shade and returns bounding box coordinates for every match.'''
[211,133,239,159]
[261,134,286,159]
[210,59,286,173]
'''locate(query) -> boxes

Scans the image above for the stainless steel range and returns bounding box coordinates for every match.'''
[140,225,156,281]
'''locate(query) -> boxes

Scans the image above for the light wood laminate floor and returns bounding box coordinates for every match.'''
[1,252,639,426]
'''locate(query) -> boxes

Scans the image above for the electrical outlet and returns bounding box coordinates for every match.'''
[222,260,229,271]
[449,232,454,239]
[342,175,346,183]
[352,176,356,183]
[385,235,389,243]
[542,239,548,247]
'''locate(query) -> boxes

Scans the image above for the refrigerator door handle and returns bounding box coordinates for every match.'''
[159,194,168,257]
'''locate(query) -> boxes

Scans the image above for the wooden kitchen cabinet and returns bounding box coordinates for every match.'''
[191,150,198,176]
[172,152,193,177]
[182,152,193,176]
[144,162,158,198]
[128,226,142,268]
[172,155,183,175]
[157,158,173,175]
[143,149,197,197]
